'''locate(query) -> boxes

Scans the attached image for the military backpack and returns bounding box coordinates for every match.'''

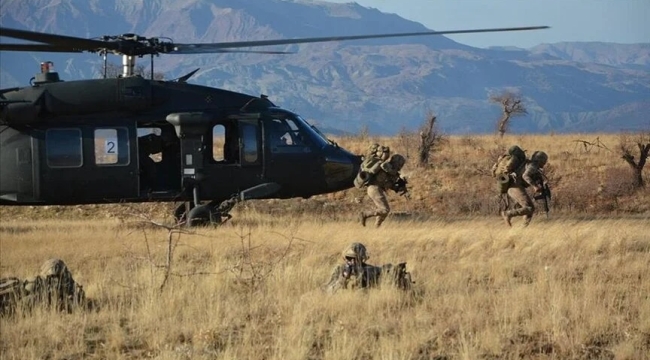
[354,143,391,189]
[493,145,527,193]
[380,263,414,290]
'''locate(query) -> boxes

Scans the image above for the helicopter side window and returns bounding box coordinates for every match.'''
[45,128,83,168]
[212,124,239,163]
[94,128,130,166]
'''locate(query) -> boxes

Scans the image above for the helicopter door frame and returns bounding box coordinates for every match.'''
[225,113,263,171]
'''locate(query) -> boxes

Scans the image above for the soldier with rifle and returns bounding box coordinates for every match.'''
[323,243,413,294]
[354,144,409,227]
[492,148,550,227]
[1,259,85,315]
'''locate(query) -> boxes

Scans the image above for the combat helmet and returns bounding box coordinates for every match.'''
[367,143,390,161]
[531,151,548,166]
[366,143,380,157]
[508,145,527,163]
[342,242,369,262]
[39,259,71,278]
[39,258,75,290]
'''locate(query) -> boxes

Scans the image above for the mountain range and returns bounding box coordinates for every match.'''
[1,0,649,134]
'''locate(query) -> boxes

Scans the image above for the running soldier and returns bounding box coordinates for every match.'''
[492,147,549,227]
[354,143,408,227]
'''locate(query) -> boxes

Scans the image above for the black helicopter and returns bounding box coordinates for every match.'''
[0,25,548,225]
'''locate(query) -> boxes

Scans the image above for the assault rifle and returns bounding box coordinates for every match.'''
[533,183,552,218]
[391,176,411,200]
[343,263,358,279]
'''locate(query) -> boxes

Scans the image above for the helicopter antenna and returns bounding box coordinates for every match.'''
[174,68,200,83]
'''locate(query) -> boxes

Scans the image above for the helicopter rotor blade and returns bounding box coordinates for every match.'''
[168,26,550,53]
[174,48,296,55]
[0,44,84,52]
[0,27,115,51]
[0,25,549,57]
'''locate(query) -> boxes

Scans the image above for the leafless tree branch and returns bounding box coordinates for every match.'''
[490,90,528,138]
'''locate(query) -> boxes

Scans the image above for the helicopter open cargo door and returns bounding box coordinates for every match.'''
[167,112,265,203]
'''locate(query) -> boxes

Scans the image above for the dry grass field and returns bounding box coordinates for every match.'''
[1,133,649,359]
[1,216,649,359]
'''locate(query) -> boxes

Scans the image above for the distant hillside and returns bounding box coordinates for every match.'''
[528,42,650,70]
[1,0,649,134]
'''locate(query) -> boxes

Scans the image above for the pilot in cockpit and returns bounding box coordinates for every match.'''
[269,119,293,146]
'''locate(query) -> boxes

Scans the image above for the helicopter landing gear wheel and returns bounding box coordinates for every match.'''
[174,201,195,224]
[186,204,211,227]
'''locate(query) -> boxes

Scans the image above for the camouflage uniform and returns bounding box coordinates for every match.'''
[360,154,406,227]
[324,243,412,294]
[500,151,548,227]
[324,243,377,294]
[0,258,85,315]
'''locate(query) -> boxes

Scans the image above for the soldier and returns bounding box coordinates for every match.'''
[495,150,549,227]
[0,258,85,315]
[323,242,413,294]
[358,153,407,227]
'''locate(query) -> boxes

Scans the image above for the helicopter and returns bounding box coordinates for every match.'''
[0,25,548,225]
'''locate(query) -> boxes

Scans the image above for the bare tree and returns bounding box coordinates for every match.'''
[397,125,416,159]
[619,133,650,188]
[417,112,444,167]
[490,90,528,137]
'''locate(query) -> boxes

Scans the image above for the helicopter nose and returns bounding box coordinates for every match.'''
[322,149,361,191]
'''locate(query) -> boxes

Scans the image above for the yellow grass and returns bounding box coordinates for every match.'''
[1,214,649,359]
[1,133,649,359]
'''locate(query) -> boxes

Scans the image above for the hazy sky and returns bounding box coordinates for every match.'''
[327,0,650,48]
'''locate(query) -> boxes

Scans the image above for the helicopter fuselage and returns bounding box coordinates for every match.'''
[0,75,360,207]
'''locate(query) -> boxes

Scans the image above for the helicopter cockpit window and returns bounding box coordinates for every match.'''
[45,128,83,168]
[268,118,309,153]
[94,128,130,166]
